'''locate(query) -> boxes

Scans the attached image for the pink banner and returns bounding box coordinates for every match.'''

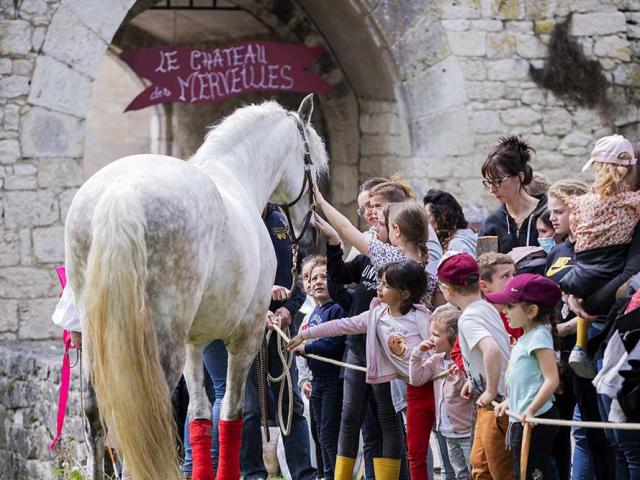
[120,42,334,111]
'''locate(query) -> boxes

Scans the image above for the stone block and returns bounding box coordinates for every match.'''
[447,31,486,56]
[330,163,360,206]
[20,107,84,158]
[593,35,631,61]
[486,58,531,80]
[4,174,37,190]
[0,267,58,298]
[466,81,506,100]
[559,131,594,155]
[524,0,557,19]
[441,19,469,31]
[487,32,516,58]
[17,0,51,25]
[0,58,11,74]
[0,20,31,55]
[500,107,543,126]
[392,15,450,79]
[0,231,20,267]
[459,59,487,80]
[0,139,20,164]
[516,35,548,58]
[535,20,556,34]
[19,228,32,266]
[18,298,60,339]
[36,157,81,189]
[31,26,46,51]
[0,77,30,98]
[404,56,468,116]
[0,300,18,332]
[360,113,397,135]
[61,0,129,43]
[3,190,59,228]
[411,155,478,180]
[570,0,618,13]
[411,106,474,157]
[3,104,20,132]
[571,12,627,36]
[506,20,534,33]
[489,0,524,19]
[521,89,546,105]
[12,59,34,76]
[29,56,92,117]
[469,19,504,31]
[42,6,107,78]
[32,225,64,263]
[471,110,504,133]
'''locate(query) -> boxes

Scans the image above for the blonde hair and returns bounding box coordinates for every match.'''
[369,177,416,202]
[431,304,460,346]
[592,163,633,197]
[547,179,590,205]
[383,202,430,264]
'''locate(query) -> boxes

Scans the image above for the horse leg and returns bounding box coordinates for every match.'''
[83,377,106,480]
[218,318,265,480]
[184,343,214,480]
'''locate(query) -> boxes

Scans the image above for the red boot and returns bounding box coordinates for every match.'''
[217,419,243,480]
[189,419,215,480]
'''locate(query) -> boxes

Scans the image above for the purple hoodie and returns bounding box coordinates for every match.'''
[299,298,432,384]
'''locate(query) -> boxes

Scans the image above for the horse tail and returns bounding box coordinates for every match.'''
[84,180,180,480]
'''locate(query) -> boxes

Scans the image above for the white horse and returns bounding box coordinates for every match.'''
[64,95,328,480]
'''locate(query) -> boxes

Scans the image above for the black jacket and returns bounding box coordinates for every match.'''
[480,194,548,254]
[326,243,378,359]
[264,203,306,317]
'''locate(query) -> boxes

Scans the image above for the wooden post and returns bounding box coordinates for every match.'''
[520,422,532,479]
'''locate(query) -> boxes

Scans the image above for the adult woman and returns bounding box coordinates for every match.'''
[423,189,477,256]
[479,136,547,254]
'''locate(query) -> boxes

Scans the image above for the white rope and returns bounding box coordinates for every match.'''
[265,327,294,436]
[271,324,367,373]
[491,401,640,430]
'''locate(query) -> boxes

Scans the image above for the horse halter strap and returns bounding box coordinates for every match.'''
[276,114,316,245]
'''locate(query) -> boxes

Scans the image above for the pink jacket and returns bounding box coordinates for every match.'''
[409,350,473,435]
[300,298,431,384]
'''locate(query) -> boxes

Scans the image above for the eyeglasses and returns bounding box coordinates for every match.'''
[357,205,371,217]
[482,176,512,189]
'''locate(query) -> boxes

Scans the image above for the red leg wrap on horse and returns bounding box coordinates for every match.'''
[217,419,243,480]
[190,419,215,480]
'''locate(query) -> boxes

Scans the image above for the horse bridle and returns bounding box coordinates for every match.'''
[276,114,316,246]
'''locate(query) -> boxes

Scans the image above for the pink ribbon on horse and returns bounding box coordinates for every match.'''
[49,265,76,452]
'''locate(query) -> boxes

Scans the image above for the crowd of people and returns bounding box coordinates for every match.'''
[181,132,640,480]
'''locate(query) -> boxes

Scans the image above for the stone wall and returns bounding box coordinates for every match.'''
[0,341,86,480]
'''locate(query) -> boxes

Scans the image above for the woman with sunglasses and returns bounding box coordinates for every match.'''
[479,136,548,254]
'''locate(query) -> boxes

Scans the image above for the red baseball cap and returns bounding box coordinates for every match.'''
[485,273,561,307]
[437,252,480,286]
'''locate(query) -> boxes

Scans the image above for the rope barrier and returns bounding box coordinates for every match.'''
[490,400,640,430]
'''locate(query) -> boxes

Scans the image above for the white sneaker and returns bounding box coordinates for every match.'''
[569,346,596,379]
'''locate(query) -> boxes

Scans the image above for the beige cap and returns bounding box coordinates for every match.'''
[582,134,637,171]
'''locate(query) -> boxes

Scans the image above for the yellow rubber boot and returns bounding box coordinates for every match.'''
[373,458,401,480]
[334,455,356,480]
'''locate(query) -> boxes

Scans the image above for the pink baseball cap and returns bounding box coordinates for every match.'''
[485,273,561,307]
[582,134,637,172]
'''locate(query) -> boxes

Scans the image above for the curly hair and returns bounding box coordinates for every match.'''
[422,189,468,251]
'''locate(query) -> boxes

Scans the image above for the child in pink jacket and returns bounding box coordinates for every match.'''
[410,304,473,480]
[288,260,432,480]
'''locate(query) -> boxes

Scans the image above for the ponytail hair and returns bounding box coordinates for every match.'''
[592,162,633,198]
[482,136,535,188]
[524,302,559,351]
[383,203,430,264]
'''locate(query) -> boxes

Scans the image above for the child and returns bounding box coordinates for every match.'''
[436,252,513,480]
[297,257,347,480]
[288,260,431,480]
[535,210,557,254]
[410,305,473,480]
[559,134,640,299]
[489,274,562,480]
[450,252,521,373]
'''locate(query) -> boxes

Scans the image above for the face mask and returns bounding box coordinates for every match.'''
[538,236,556,254]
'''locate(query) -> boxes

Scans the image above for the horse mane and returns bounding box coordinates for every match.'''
[191,100,329,177]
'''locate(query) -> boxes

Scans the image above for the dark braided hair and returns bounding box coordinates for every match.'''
[422,189,468,251]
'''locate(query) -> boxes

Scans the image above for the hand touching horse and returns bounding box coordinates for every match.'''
[64,95,328,480]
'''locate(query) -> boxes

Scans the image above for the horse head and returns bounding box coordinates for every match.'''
[271,94,328,246]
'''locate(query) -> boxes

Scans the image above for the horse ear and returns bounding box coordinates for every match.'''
[298,94,314,125]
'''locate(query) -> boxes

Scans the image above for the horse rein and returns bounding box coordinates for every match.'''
[276,114,316,246]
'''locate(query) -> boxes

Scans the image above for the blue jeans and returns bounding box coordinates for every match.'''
[571,406,595,480]
[310,377,343,480]
[241,336,315,480]
[434,430,456,480]
[182,340,228,475]
[598,393,640,480]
